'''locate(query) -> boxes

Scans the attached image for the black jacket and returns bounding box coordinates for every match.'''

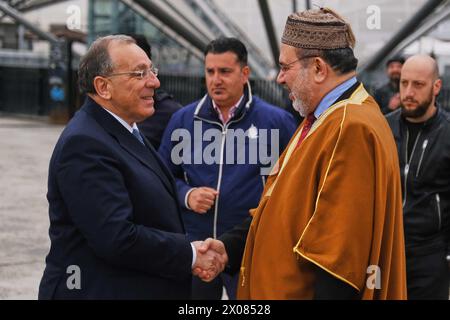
[386,108,450,256]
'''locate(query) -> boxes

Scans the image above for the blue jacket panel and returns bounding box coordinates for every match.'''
[159,84,297,240]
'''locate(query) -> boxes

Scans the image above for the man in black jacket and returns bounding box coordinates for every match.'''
[386,54,450,300]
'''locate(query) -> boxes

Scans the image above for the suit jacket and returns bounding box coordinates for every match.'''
[38,97,192,299]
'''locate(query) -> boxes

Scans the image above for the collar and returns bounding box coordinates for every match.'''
[314,76,357,119]
[82,97,179,205]
[388,79,399,91]
[212,95,244,124]
[400,104,441,130]
[103,107,139,133]
[194,81,253,124]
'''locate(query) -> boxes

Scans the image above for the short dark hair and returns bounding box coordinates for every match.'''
[78,35,135,94]
[296,47,358,75]
[204,37,248,66]
[127,33,152,59]
[386,56,405,67]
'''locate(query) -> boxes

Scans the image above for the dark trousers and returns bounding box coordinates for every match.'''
[406,250,450,300]
[191,273,239,300]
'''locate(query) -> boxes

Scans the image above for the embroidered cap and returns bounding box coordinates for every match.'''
[281,7,356,50]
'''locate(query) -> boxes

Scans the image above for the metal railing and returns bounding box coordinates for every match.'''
[1,66,449,117]
[0,66,50,115]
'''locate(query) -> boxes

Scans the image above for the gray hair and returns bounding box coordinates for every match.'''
[78,34,136,94]
[295,47,358,75]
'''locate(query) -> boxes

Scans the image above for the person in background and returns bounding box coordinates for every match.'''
[386,54,450,300]
[373,56,405,115]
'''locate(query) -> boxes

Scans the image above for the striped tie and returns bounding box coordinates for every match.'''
[296,114,316,148]
[132,128,145,146]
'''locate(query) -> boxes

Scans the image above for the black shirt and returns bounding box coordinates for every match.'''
[405,120,424,161]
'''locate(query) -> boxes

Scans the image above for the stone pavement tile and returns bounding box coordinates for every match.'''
[0,116,63,300]
[0,261,46,300]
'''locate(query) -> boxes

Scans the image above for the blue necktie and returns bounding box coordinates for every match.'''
[132,128,145,146]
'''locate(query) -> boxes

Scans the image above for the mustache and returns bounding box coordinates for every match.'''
[402,98,418,104]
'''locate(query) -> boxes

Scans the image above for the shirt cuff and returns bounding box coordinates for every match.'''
[185,188,197,210]
[191,243,197,268]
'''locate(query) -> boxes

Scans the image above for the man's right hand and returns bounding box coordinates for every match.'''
[188,187,218,214]
[192,238,228,282]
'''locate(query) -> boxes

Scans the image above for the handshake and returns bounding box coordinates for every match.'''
[191,238,228,282]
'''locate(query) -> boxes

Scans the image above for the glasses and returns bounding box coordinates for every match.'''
[106,66,159,80]
[279,55,317,72]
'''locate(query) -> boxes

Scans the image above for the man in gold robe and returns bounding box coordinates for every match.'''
[195,7,407,300]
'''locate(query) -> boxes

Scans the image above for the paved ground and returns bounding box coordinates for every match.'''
[0,115,63,299]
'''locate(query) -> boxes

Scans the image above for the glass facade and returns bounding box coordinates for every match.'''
[88,0,204,75]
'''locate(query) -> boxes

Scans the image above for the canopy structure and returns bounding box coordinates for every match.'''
[1,0,450,79]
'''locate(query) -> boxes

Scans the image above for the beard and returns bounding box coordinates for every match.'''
[390,77,400,91]
[289,72,313,117]
[389,73,401,82]
[291,91,310,117]
[400,90,434,119]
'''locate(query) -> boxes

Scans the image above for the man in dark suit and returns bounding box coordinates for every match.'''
[38,35,226,299]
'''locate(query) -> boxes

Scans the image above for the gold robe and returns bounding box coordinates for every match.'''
[237,84,407,300]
